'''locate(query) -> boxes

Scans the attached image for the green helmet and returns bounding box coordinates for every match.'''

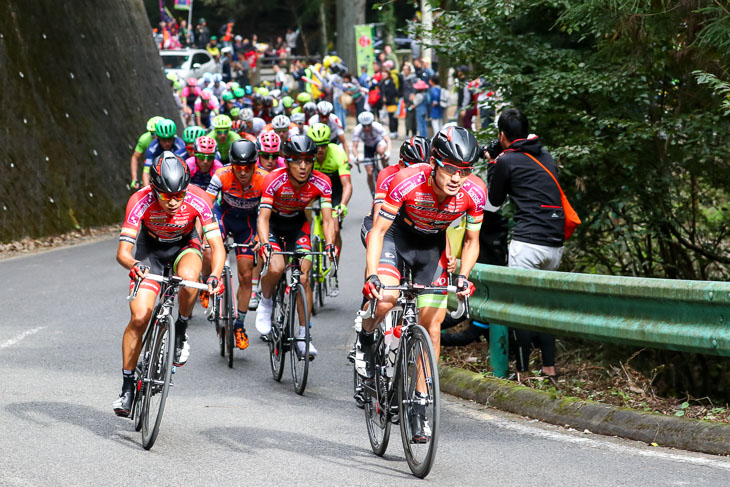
[212,114,232,130]
[233,87,245,98]
[282,96,294,108]
[183,125,206,144]
[307,123,331,146]
[257,87,270,97]
[221,91,234,102]
[146,116,164,133]
[230,107,241,119]
[296,92,312,104]
[229,82,241,91]
[155,118,177,138]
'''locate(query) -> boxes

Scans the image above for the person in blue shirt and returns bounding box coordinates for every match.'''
[142,119,187,186]
[413,79,430,138]
[429,75,445,134]
[358,65,370,89]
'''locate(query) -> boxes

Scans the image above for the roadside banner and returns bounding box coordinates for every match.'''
[174,0,192,10]
[355,24,375,76]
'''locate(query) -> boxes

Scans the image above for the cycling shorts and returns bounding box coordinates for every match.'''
[213,206,257,260]
[364,139,388,160]
[360,212,373,248]
[378,221,449,308]
[132,228,202,295]
[268,212,311,253]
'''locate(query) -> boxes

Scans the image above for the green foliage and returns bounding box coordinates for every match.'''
[432,0,730,279]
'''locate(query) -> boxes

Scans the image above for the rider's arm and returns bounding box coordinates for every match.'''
[365,213,394,277]
[458,228,480,278]
[338,132,348,156]
[206,232,226,281]
[130,151,143,185]
[116,240,138,271]
[322,206,336,246]
[383,133,392,156]
[257,206,272,246]
[340,175,352,208]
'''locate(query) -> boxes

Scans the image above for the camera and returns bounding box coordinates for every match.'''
[483,139,503,160]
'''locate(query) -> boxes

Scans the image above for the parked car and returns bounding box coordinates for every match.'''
[160,49,219,80]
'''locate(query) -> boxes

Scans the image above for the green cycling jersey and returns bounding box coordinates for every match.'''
[206,130,241,162]
[314,143,350,177]
[134,132,155,155]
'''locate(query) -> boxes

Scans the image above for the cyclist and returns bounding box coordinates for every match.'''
[195,90,220,128]
[207,115,241,164]
[240,108,266,138]
[232,119,257,143]
[255,134,338,358]
[301,101,317,122]
[308,101,348,153]
[290,112,308,136]
[281,96,295,116]
[114,151,225,417]
[186,135,222,190]
[130,116,163,190]
[351,111,392,196]
[206,140,269,350]
[182,125,207,159]
[181,78,201,126]
[290,92,311,115]
[142,119,187,187]
[260,95,275,123]
[264,114,299,140]
[359,127,484,440]
[256,131,286,172]
[219,91,237,116]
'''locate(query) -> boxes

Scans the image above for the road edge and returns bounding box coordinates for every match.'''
[440,365,730,456]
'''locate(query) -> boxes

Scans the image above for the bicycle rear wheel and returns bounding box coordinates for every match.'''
[398,325,440,478]
[289,284,310,395]
[268,279,287,381]
[140,315,175,450]
[311,236,322,316]
[364,336,391,456]
[224,267,235,368]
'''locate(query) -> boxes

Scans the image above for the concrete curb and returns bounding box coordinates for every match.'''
[440,366,730,456]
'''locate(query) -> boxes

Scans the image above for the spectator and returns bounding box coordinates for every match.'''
[486,108,565,384]
[380,69,399,137]
[376,51,387,67]
[221,47,234,83]
[342,72,365,116]
[272,64,286,90]
[330,67,347,129]
[233,35,245,55]
[383,44,399,71]
[195,18,210,49]
[456,65,476,129]
[401,62,417,137]
[413,79,429,137]
[220,20,235,47]
[358,65,370,88]
[234,52,251,86]
[286,28,300,56]
[179,19,193,47]
[207,36,221,61]
[371,62,383,83]
[428,75,444,134]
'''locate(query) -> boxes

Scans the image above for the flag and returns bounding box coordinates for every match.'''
[174,0,191,10]
[159,0,174,23]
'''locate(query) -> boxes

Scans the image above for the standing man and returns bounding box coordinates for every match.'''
[428,75,444,134]
[486,108,565,383]
[195,18,210,49]
[286,27,300,56]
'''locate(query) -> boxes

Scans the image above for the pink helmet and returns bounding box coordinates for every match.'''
[194,135,217,154]
[258,131,281,153]
[187,77,198,87]
[201,90,211,101]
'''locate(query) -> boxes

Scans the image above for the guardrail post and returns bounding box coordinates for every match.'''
[489,324,509,378]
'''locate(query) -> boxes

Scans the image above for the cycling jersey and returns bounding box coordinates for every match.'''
[143,138,187,171]
[194,97,220,114]
[308,114,344,141]
[353,122,387,148]
[379,165,487,235]
[181,86,201,108]
[205,130,241,163]
[260,167,333,217]
[185,156,223,189]
[262,122,300,138]
[134,132,155,155]
[120,185,220,244]
[314,143,350,177]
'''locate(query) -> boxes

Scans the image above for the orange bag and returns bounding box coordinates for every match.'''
[524,153,581,240]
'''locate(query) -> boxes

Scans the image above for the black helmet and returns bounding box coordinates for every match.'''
[400,136,431,166]
[431,126,479,166]
[252,93,263,104]
[283,134,317,159]
[150,151,190,193]
[303,101,317,118]
[263,95,274,108]
[229,139,258,165]
[270,104,285,116]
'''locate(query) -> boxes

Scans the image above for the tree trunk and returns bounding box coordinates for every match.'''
[285,0,310,57]
[437,0,451,90]
[319,1,328,57]
[336,0,365,71]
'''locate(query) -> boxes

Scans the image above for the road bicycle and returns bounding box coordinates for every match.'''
[263,248,336,395]
[355,275,469,478]
[353,152,387,198]
[127,270,208,450]
[307,201,341,315]
[205,237,257,368]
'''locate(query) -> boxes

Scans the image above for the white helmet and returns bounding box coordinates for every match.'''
[240,108,254,122]
[272,115,291,130]
[316,100,333,117]
[357,111,375,126]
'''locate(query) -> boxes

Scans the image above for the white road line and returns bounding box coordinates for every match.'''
[0,326,46,350]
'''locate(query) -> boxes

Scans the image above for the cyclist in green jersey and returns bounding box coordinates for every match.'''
[130,116,163,190]
[207,115,241,164]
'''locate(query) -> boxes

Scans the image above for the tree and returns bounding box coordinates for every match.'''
[336,0,366,69]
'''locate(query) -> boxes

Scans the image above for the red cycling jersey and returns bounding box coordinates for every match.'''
[206,165,269,213]
[120,185,221,244]
[379,165,487,234]
[373,163,429,204]
[260,167,333,216]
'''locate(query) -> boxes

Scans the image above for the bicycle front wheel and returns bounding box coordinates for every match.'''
[268,280,287,381]
[224,267,235,368]
[398,325,440,478]
[364,337,391,456]
[289,284,310,395]
[140,315,175,450]
[310,236,322,316]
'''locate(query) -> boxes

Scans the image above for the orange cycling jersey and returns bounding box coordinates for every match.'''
[379,165,487,234]
[120,185,220,244]
[260,167,333,216]
[206,165,268,213]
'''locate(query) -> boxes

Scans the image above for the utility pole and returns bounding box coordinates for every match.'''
[336,0,366,70]
[421,0,433,64]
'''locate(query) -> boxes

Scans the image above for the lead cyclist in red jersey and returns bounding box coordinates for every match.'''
[114,151,225,417]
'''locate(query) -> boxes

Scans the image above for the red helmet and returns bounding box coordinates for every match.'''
[258,131,281,153]
[231,119,245,133]
[194,135,217,155]
[201,90,211,101]
[187,77,198,87]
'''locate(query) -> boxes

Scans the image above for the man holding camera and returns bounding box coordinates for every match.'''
[485,108,564,384]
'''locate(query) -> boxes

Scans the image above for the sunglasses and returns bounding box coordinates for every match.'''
[259,152,278,159]
[286,157,314,165]
[435,158,473,177]
[232,163,255,171]
[155,189,187,201]
[186,144,194,151]
[196,153,215,161]
[215,129,228,135]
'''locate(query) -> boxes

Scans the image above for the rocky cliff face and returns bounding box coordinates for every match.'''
[0,0,180,242]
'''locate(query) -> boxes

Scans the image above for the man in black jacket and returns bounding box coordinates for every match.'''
[486,108,564,382]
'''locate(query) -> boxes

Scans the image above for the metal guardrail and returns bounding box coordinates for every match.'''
[450,263,730,377]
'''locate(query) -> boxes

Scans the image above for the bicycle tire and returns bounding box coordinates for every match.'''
[214,296,225,357]
[310,236,321,316]
[364,335,392,456]
[224,267,235,368]
[133,301,162,432]
[290,284,310,395]
[140,315,175,450]
[268,279,287,381]
[398,325,440,478]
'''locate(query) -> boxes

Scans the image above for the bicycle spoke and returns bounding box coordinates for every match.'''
[290,284,310,395]
[140,316,174,450]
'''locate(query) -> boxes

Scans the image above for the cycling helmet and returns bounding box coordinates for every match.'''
[316,100,334,117]
[194,135,217,154]
[270,104,285,117]
[182,125,206,144]
[203,72,213,82]
[258,87,270,97]
[229,107,240,119]
[201,90,212,101]
[270,89,282,99]
[146,115,164,133]
[272,115,291,131]
[245,85,253,95]
[431,126,479,166]
[263,96,274,108]
[221,91,235,102]
[258,131,281,153]
[252,93,263,104]
[155,119,177,138]
[240,108,254,122]
[303,102,317,118]
[187,77,197,87]
[233,87,245,98]
[357,111,375,126]
[213,73,222,83]
[150,151,190,193]
[212,114,232,130]
[307,123,331,146]
[283,134,317,158]
[291,112,306,124]
[229,139,258,165]
[231,119,245,133]
[296,92,311,104]
[281,96,294,108]
[400,136,431,166]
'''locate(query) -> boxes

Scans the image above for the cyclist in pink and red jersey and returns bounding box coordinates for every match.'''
[195,90,220,129]
[255,135,338,358]
[181,77,202,126]
[186,136,223,190]
[256,131,286,172]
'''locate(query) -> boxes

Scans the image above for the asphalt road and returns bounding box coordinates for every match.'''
[2,156,730,485]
